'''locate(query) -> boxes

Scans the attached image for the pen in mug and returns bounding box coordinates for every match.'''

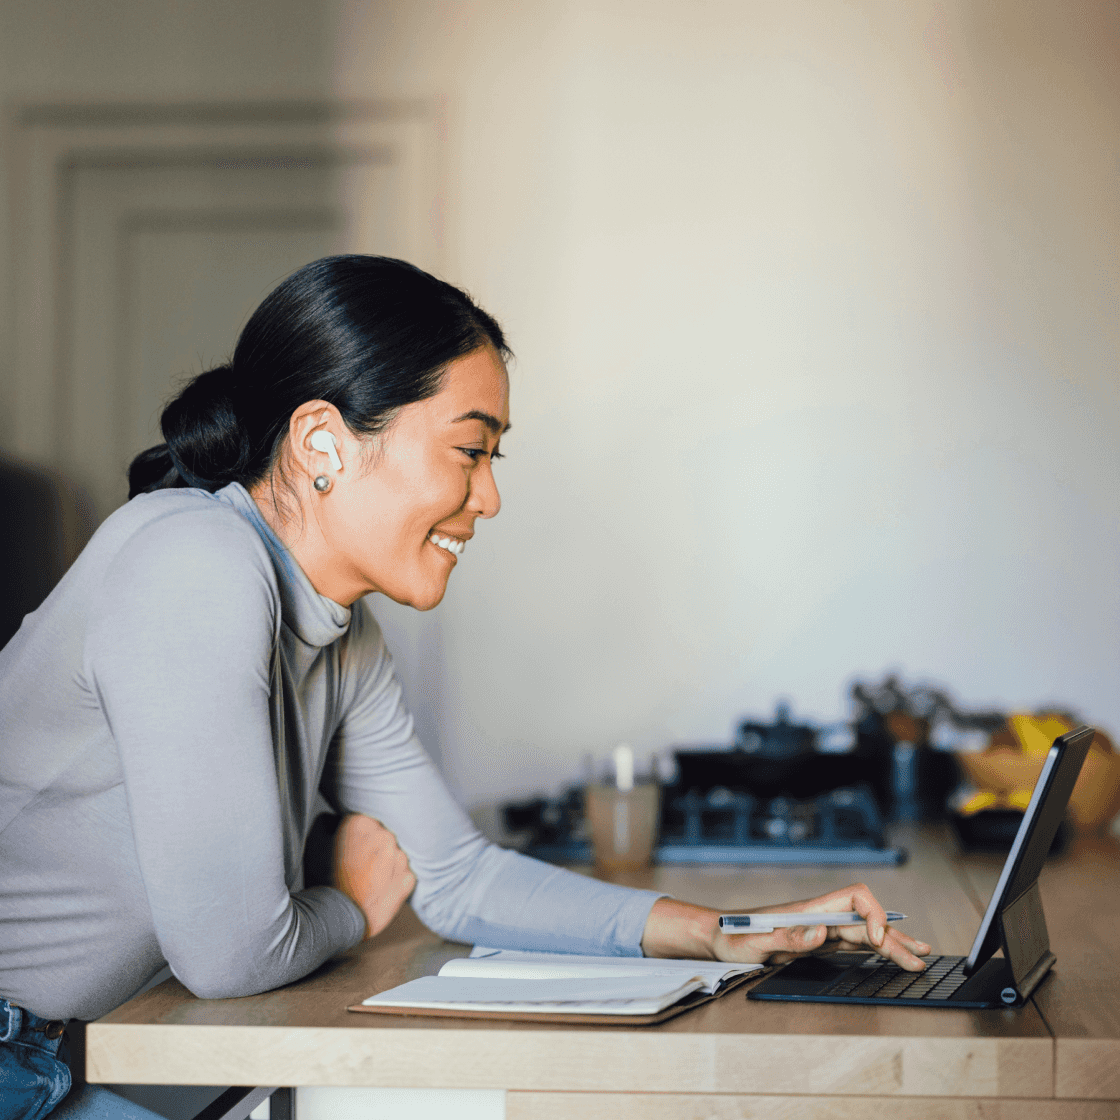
[718,911,906,932]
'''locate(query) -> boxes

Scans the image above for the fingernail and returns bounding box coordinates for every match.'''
[872,923,884,945]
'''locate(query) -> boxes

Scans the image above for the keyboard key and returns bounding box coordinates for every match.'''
[926,972,969,1000]
[850,979,893,998]
[901,977,940,996]
[839,965,892,995]
[925,985,962,1000]
[876,977,920,998]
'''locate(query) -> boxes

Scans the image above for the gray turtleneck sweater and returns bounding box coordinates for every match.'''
[0,484,660,1022]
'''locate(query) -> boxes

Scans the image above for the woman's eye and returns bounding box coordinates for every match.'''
[459,448,503,462]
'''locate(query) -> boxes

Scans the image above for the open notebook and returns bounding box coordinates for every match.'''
[348,947,765,1025]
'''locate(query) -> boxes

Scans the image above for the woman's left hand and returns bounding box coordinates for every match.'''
[332,814,417,940]
[641,883,931,972]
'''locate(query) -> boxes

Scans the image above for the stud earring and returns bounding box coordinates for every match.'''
[313,475,332,493]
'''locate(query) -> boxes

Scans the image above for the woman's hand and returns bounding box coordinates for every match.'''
[641,883,931,972]
[332,814,417,940]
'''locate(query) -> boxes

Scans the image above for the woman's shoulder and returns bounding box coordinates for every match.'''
[113,487,269,553]
[93,489,279,604]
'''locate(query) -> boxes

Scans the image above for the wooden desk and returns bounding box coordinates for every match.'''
[87,827,1120,1119]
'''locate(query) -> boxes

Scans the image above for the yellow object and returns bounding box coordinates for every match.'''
[954,713,1120,831]
[956,790,998,816]
[1009,713,1073,757]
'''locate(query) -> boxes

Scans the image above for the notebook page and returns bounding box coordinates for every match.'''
[442,959,689,983]
[459,948,762,994]
[360,974,707,1016]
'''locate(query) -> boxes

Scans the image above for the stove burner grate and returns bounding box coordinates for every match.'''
[656,785,906,866]
[507,784,907,867]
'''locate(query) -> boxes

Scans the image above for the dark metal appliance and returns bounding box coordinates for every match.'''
[656,784,904,865]
[504,704,907,866]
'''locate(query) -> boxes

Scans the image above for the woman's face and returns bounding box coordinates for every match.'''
[314,345,509,609]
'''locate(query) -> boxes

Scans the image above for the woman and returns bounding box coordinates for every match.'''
[0,256,928,1119]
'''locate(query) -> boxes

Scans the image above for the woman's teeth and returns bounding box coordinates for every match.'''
[430,534,464,555]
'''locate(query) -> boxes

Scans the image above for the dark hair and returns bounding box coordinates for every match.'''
[128,255,509,498]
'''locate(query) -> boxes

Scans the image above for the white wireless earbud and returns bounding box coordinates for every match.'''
[310,430,343,471]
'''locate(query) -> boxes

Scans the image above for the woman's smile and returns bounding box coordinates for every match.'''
[428,531,468,557]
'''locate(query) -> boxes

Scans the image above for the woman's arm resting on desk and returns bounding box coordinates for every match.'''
[326,607,661,956]
[641,884,931,971]
[87,510,366,1000]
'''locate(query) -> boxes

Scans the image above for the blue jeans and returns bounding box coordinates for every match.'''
[1,1001,162,1120]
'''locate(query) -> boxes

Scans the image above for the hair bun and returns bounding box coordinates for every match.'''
[127,444,181,497]
[158,365,249,491]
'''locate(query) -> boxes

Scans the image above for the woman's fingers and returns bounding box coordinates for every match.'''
[842,882,889,948]
[818,883,930,968]
[726,923,928,971]
[829,914,931,970]
[718,922,829,963]
[781,883,914,955]
[720,922,927,970]
[715,883,933,970]
[875,928,929,970]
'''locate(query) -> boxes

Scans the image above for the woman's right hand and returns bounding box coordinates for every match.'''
[642,884,930,972]
[332,813,417,940]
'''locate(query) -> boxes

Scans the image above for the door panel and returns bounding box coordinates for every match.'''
[10,104,439,521]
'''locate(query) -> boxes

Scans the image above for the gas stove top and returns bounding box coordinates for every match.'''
[503,783,906,867]
[656,784,905,865]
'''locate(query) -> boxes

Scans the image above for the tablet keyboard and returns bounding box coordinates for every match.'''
[821,955,969,1001]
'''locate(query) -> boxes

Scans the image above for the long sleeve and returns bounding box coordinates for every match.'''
[323,602,663,956]
[84,506,365,1000]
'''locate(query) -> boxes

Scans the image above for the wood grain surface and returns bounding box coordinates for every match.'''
[505,1093,1120,1120]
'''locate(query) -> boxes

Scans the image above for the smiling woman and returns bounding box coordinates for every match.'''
[0,256,925,1120]
[251,343,509,610]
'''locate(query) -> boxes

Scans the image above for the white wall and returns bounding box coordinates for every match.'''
[334,0,1120,804]
[3,0,1116,810]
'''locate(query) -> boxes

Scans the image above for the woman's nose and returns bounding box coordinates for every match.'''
[468,460,501,519]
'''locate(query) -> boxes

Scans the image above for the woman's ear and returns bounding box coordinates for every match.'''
[289,401,347,481]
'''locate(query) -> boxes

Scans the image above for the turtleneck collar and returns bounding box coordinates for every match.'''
[215,482,352,649]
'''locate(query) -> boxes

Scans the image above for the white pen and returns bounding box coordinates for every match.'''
[718,911,906,932]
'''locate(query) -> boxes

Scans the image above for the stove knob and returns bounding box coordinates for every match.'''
[764,817,787,839]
